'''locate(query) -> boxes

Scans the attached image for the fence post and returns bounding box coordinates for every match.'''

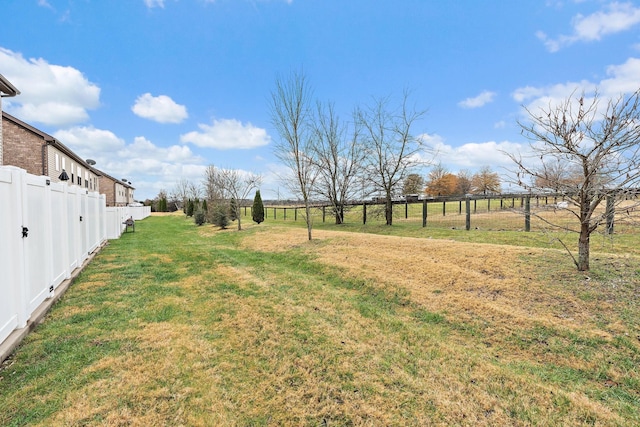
[443,200,446,216]
[606,195,615,235]
[524,196,531,232]
[422,199,427,227]
[363,203,367,225]
[465,197,471,230]
[322,206,326,223]
[294,208,297,221]
[274,208,276,219]
[284,207,287,221]
[458,200,462,215]
[405,201,408,219]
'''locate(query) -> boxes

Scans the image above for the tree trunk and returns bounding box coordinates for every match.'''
[577,224,590,271]
[305,203,312,240]
[385,199,393,225]
[335,209,343,225]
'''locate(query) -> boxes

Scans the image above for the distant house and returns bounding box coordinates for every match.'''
[96,169,135,207]
[1,111,101,191]
[0,73,20,166]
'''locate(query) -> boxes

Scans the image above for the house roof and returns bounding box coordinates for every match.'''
[0,74,19,97]
[95,168,135,190]
[2,111,101,176]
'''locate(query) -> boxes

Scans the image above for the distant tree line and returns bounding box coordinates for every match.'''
[422,164,501,197]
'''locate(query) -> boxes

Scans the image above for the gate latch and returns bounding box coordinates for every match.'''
[22,227,29,238]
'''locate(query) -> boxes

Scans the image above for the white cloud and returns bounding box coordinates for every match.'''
[53,127,126,153]
[512,79,595,112]
[144,0,165,8]
[0,47,100,126]
[429,136,524,171]
[132,93,188,123]
[122,136,198,163]
[538,2,640,52]
[180,118,271,149]
[458,91,496,109]
[512,56,640,117]
[600,57,640,94]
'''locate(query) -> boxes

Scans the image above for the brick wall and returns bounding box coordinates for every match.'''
[2,115,44,176]
[99,175,116,206]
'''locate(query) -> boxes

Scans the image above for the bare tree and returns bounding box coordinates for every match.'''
[203,165,227,223]
[171,178,191,211]
[357,92,428,225]
[508,89,640,271]
[310,101,366,224]
[187,181,203,201]
[217,167,262,231]
[270,70,317,240]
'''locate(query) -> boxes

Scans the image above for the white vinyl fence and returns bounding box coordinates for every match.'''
[0,166,150,346]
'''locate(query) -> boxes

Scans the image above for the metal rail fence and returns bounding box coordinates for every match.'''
[240,194,638,234]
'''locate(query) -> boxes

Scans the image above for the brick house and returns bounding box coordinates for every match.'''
[0,74,20,165]
[1,111,101,191]
[97,169,135,207]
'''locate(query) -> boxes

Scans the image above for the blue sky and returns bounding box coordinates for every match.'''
[2,0,640,200]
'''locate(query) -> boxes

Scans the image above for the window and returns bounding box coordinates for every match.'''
[55,153,60,172]
[62,157,66,170]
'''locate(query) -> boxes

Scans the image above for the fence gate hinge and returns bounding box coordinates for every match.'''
[49,285,54,293]
[22,226,29,238]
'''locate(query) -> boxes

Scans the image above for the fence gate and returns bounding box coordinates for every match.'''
[0,168,25,343]
[23,173,55,317]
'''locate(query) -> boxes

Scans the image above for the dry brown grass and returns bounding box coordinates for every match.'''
[241,227,609,337]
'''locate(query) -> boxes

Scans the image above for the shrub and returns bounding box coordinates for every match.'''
[186,199,195,217]
[194,209,206,226]
[252,190,265,224]
[229,197,238,221]
[212,204,229,229]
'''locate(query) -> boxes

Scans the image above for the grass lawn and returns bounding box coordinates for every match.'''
[0,214,638,426]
